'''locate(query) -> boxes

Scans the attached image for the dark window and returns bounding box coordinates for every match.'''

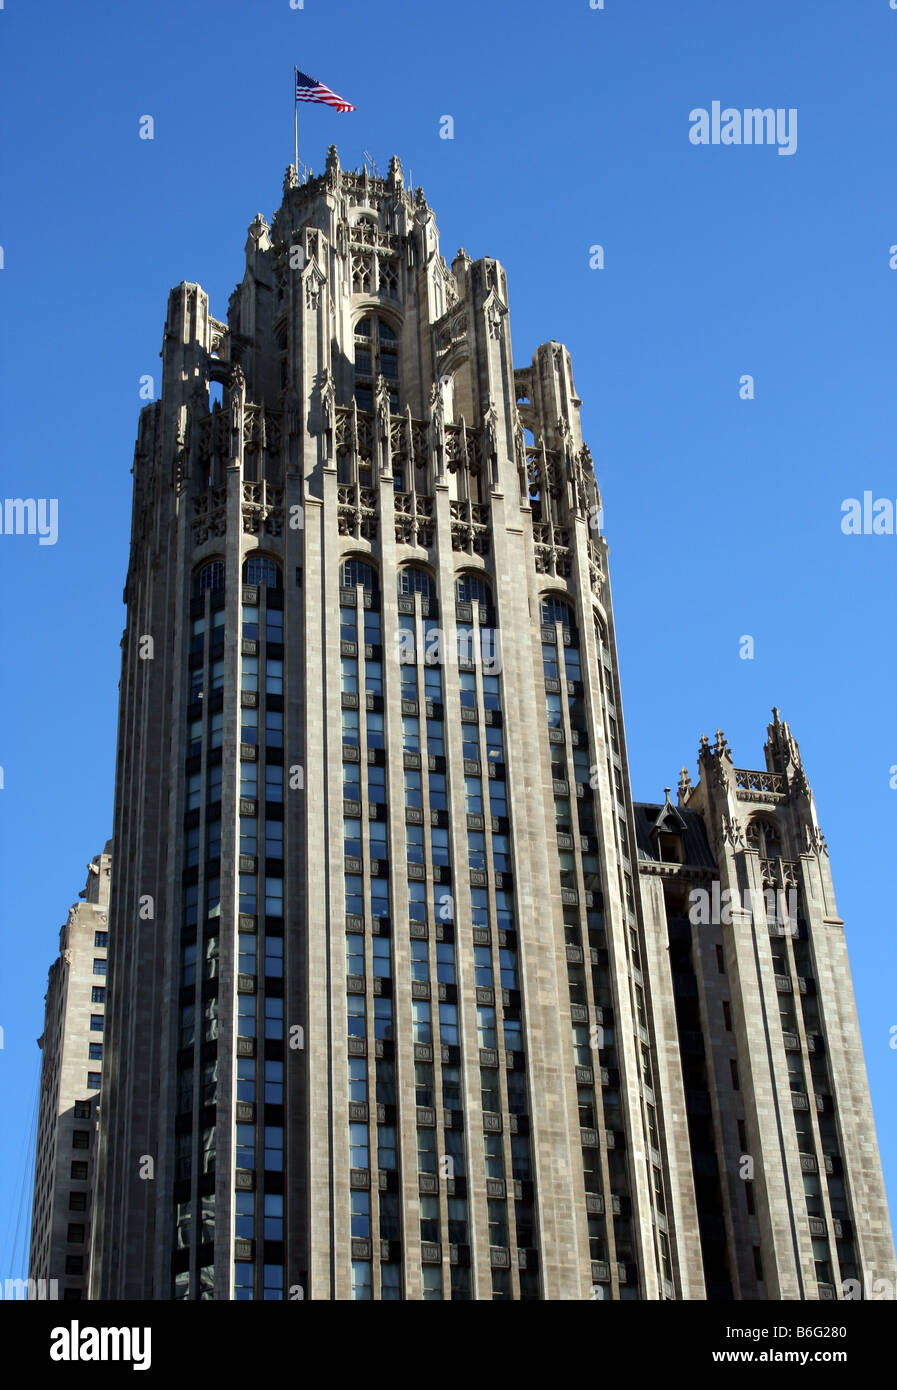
[73,1101,92,1119]
[94,931,108,948]
[243,556,282,589]
[69,1192,87,1211]
[67,1224,85,1243]
[72,1131,90,1150]
[90,987,105,1003]
[70,1162,88,1180]
[196,560,225,595]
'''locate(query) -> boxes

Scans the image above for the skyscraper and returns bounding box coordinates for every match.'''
[88,148,892,1300]
[30,845,112,1301]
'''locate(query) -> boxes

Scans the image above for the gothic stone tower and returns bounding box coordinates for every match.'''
[636,714,894,1299]
[92,145,719,1300]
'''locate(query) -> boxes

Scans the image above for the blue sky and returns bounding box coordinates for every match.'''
[1,0,894,1278]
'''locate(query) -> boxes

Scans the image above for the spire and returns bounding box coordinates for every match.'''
[765,706,802,775]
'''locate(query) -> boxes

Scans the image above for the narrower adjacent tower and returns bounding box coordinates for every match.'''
[636,714,894,1298]
[30,845,112,1300]
[91,148,690,1300]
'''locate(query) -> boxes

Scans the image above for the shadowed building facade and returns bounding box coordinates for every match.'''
[88,149,892,1300]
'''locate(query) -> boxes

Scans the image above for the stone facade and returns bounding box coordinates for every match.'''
[87,151,892,1300]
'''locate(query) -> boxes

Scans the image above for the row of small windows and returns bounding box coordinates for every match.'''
[340,559,493,610]
[196,557,495,609]
[197,564,579,633]
[195,556,282,597]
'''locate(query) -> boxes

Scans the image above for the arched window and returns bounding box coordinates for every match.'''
[341,557,379,595]
[195,560,225,597]
[746,819,782,859]
[397,567,435,599]
[455,573,492,606]
[242,556,282,589]
[541,595,577,634]
[354,314,400,414]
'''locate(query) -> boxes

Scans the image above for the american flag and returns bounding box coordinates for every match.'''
[295,70,356,113]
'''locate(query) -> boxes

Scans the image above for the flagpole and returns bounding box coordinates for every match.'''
[293,66,299,179]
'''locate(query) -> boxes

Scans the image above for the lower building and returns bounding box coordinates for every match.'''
[635,713,895,1298]
[29,845,112,1300]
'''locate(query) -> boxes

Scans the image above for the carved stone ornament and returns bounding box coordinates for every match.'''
[722,815,745,849]
[487,300,504,340]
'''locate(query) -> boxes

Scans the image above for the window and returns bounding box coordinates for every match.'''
[426,719,444,756]
[265,659,283,695]
[351,1190,371,1239]
[341,657,358,694]
[429,772,447,810]
[367,711,385,750]
[340,605,357,642]
[72,1131,90,1150]
[243,556,281,588]
[372,937,391,978]
[484,1133,504,1179]
[69,1192,87,1211]
[406,822,424,864]
[439,1002,459,1045]
[241,656,258,692]
[431,826,450,867]
[542,643,559,679]
[410,939,429,982]
[351,1261,372,1302]
[348,1057,367,1103]
[455,573,491,606]
[196,560,225,595]
[473,944,492,988]
[477,1005,497,1049]
[265,875,284,915]
[485,726,504,763]
[347,994,366,1037]
[412,1000,431,1044]
[415,1062,435,1107]
[377,1126,397,1170]
[266,605,283,643]
[342,709,359,746]
[93,931,108,949]
[417,1129,437,1174]
[350,1123,369,1170]
[340,557,378,593]
[73,1100,92,1119]
[364,660,382,696]
[374,997,393,1040]
[264,996,284,1039]
[541,596,576,631]
[92,959,107,977]
[404,769,422,808]
[442,1065,462,1108]
[397,567,435,599]
[465,777,483,815]
[71,1161,88,1180]
[264,1125,284,1172]
[91,987,105,1003]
